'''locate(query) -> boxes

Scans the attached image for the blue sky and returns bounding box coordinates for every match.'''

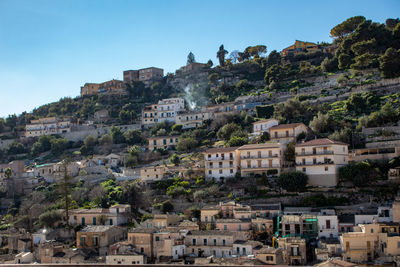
[0,0,399,118]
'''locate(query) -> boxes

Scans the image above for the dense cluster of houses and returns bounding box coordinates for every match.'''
[6,199,400,265]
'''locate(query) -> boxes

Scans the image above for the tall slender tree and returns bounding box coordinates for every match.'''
[58,159,73,229]
[217,45,228,66]
[187,52,196,64]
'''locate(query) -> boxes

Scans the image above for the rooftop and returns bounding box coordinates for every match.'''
[79,225,118,233]
[269,122,306,130]
[204,147,239,153]
[252,118,278,124]
[296,138,348,147]
[189,230,234,236]
[237,143,282,150]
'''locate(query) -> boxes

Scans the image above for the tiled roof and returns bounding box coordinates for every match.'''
[252,118,278,124]
[269,122,306,130]
[204,147,239,153]
[296,138,348,147]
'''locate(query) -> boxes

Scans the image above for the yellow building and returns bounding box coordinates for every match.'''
[282,40,319,56]
[237,143,285,177]
[140,165,169,183]
[80,83,101,96]
[269,123,308,144]
[295,138,348,187]
[200,205,220,223]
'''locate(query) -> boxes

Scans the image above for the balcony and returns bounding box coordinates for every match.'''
[241,154,279,159]
[242,164,280,169]
[296,150,334,156]
[296,161,335,166]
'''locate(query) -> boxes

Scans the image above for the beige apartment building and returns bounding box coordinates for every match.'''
[295,138,348,187]
[278,237,307,265]
[252,118,279,136]
[148,136,179,151]
[185,230,236,258]
[25,117,72,137]
[69,204,131,226]
[340,223,400,263]
[175,111,212,129]
[142,104,159,126]
[76,225,126,256]
[200,205,220,223]
[269,123,308,144]
[204,147,239,182]
[140,165,169,183]
[128,228,156,258]
[237,143,285,177]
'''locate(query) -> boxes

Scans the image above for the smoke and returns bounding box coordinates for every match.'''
[184,84,197,110]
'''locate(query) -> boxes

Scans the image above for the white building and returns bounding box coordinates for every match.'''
[157,98,185,123]
[175,111,212,129]
[204,147,239,182]
[317,210,339,238]
[295,138,348,187]
[106,254,145,264]
[237,143,285,177]
[252,119,279,136]
[25,117,72,137]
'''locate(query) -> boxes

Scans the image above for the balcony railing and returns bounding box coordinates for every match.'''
[296,161,335,166]
[242,164,281,169]
[241,154,279,159]
[296,150,334,156]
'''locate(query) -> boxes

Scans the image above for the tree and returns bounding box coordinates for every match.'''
[50,138,69,155]
[39,210,62,228]
[187,52,196,64]
[284,141,296,162]
[99,134,113,145]
[111,126,125,144]
[177,137,198,152]
[161,200,174,213]
[339,161,374,187]
[244,45,267,58]
[169,153,180,166]
[217,45,228,66]
[309,112,332,135]
[4,167,12,179]
[226,136,248,147]
[58,159,73,229]
[277,171,308,192]
[171,124,183,133]
[266,50,281,67]
[6,142,26,155]
[123,130,144,146]
[330,16,366,39]
[216,123,241,141]
[229,50,240,64]
[119,109,136,124]
[264,64,282,86]
[379,48,400,78]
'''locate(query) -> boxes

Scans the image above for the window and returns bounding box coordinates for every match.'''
[80,236,86,246]
[302,167,306,172]
[214,239,217,246]
[230,169,233,173]
[224,225,227,230]
[223,239,226,246]
[285,130,289,137]
[109,219,113,225]
[219,162,222,167]
[242,247,246,255]
[258,151,261,158]
[326,220,330,229]
[239,224,242,231]
[208,154,211,158]
[192,239,196,245]
[208,170,212,174]
[93,217,96,225]
[203,239,207,245]
[155,236,160,241]
[325,166,328,171]
[219,170,222,174]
